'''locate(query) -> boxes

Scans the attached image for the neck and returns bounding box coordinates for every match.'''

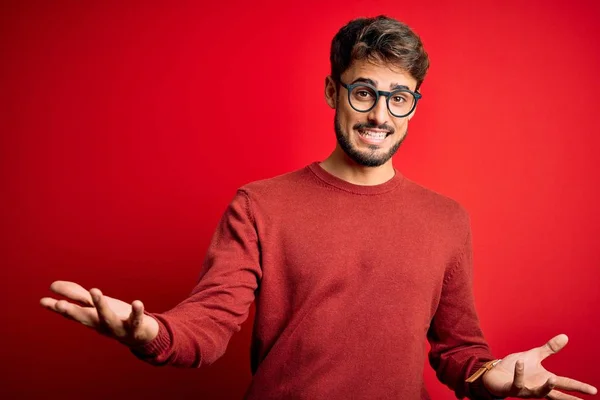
[319,147,395,186]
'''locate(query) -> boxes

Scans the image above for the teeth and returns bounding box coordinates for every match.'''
[360,130,387,139]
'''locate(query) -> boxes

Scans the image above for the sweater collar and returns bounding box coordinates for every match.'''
[308,162,404,195]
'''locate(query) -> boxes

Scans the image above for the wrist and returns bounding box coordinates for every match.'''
[483,376,506,400]
[466,359,501,383]
[129,313,170,361]
[467,359,505,400]
[140,313,160,344]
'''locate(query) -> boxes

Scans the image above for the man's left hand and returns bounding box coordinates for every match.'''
[482,334,597,399]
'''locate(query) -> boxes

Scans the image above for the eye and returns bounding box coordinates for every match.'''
[356,90,372,98]
[392,95,407,103]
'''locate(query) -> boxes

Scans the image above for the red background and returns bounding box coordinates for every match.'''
[2,0,599,399]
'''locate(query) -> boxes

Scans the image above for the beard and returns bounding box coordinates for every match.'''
[334,111,407,167]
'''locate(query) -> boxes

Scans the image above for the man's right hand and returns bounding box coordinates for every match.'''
[40,281,159,347]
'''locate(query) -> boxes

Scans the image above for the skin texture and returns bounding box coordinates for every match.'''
[320,59,416,186]
[482,334,597,399]
[40,281,159,346]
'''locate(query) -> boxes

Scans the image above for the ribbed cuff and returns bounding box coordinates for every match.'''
[467,360,505,400]
[129,313,171,361]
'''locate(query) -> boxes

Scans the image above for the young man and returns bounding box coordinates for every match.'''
[41,16,597,400]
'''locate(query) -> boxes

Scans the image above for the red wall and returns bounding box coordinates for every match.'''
[2,1,599,398]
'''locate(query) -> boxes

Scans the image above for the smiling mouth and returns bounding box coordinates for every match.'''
[357,128,392,139]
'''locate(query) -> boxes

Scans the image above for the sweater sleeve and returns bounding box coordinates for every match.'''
[130,189,262,367]
[427,226,498,399]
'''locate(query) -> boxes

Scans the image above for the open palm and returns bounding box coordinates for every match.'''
[483,334,597,399]
[40,281,158,347]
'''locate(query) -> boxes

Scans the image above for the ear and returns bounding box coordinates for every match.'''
[324,76,337,109]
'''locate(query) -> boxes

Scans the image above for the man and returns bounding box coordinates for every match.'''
[40,16,597,399]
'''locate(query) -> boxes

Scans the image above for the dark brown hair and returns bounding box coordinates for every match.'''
[330,15,430,90]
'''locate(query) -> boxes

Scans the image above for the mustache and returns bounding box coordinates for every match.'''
[353,122,395,134]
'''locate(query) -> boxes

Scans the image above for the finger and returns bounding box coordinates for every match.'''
[546,389,583,400]
[40,297,58,310]
[539,334,569,360]
[90,288,122,335]
[554,376,598,395]
[512,359,525,393]
[530,376,556,398]
[50,281,94,306]
[41,297,99,327]
[41,296,71,314]
[128,300,144,335]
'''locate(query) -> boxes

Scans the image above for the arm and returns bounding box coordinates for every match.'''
[427,224,598,399]
[41,189,262,369]
[427,227,498,399]
[131,189,262,367]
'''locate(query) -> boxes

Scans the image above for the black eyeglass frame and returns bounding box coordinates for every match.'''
[338,81,422,118]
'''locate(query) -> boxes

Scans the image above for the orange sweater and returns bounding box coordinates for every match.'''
[133,162,497,399]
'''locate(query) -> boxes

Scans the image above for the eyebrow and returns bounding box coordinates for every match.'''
[351,77,411,91]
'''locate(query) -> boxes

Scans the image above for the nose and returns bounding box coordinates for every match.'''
[367,95,389,126]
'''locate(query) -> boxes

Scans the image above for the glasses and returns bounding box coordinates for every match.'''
[338,80,422,118]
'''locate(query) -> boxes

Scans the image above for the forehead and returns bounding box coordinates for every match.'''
[341,59,417,91]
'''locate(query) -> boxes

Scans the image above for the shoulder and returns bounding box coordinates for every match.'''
[237,164,314,199]
[401,176,471,234]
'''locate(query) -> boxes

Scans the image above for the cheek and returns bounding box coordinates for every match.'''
[394,119,409,134]
[337,107,361,130]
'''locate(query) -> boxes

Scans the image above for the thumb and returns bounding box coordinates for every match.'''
[539,334,568,361]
